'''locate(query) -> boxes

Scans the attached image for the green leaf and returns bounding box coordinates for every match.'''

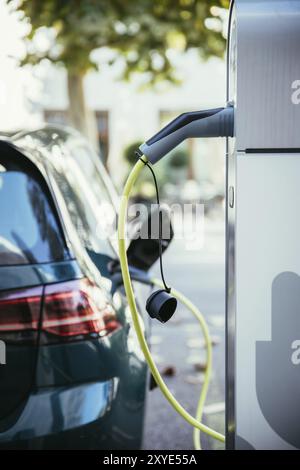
[11,0,229,81]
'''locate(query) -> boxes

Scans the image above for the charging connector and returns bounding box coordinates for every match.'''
[140,104,234,164]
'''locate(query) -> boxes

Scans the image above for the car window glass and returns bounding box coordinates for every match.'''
[51,140,116,257]
[0,166,68,266]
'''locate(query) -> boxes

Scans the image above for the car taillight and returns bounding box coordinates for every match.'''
[42,278,120,341]
[0,286,43,343]
[0,279,120,344]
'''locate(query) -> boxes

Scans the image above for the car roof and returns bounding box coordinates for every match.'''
[2,123,83,147]
[0,123,119,210]
[0,124,95,175]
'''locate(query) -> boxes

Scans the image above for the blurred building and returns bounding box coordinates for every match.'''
[0,1,226,195]
[42,53,225,192]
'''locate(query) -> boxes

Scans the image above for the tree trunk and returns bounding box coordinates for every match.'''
[187,138,195,180]
[67,71,99,153]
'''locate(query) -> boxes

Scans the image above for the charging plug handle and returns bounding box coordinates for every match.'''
[139,105,234,164]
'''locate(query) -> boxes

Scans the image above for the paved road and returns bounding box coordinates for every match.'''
[142,213,225,450]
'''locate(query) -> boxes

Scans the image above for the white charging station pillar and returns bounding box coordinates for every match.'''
[226,0,300,450]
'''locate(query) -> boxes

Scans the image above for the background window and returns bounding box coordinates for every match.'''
[95,111,109,167]
[44,110,68,126]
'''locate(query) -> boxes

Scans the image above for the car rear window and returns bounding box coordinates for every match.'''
[0,146,70,266]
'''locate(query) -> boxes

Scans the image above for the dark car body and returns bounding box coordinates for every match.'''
[0,126,150,450]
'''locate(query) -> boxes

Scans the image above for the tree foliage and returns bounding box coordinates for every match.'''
[9,0,229,84]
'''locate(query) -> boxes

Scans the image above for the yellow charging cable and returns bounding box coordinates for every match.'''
[118,157,225,446]
[151,278,212,450]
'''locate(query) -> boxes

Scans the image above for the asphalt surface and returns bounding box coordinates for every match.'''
[142,213,225,451]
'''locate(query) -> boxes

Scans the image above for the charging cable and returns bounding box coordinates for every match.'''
[118,157,225,446]
[151,277,212,450]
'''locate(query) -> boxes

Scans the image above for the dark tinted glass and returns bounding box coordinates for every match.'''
[0,164,69,265]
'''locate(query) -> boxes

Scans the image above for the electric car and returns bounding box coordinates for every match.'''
[0,125,170,450]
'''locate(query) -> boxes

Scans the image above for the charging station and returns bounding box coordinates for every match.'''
[226,0,300,450]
